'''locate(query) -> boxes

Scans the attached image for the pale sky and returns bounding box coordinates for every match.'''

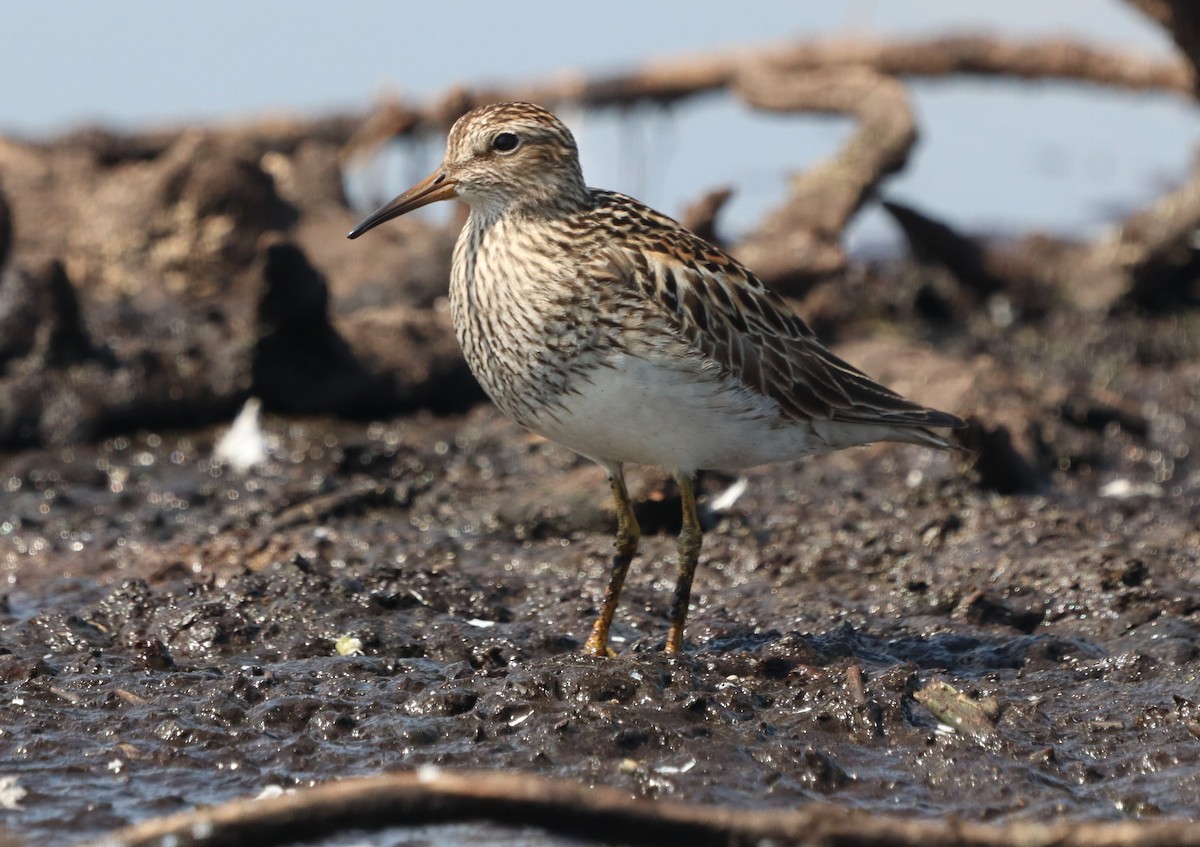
[4,1,1194,247]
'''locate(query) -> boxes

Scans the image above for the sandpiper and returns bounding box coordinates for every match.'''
[349,102,965,656]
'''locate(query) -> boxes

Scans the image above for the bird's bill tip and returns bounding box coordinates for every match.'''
[347,171,457,239]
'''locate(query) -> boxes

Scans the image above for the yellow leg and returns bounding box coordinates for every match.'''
[583,468,640,657]
[665,473,701,654]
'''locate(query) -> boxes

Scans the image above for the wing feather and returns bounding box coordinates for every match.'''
[595,194,964,434]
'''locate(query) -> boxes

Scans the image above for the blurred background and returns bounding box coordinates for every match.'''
[6,0,1198,251]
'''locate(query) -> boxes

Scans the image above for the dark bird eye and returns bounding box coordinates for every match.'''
[492,132,520,152]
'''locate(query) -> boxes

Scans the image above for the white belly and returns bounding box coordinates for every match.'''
[523,352,825,474]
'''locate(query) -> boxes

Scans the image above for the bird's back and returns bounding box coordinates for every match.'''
[449,187,963,472]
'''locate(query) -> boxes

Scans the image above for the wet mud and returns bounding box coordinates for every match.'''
[2,298,1199,844]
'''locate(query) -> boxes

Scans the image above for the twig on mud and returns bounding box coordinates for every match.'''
[886,152,1200,314]
[845,663,869,707]
[85,768,1200,847]
[269,477,402,532]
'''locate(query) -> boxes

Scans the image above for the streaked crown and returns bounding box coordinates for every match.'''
[443,102,589,213]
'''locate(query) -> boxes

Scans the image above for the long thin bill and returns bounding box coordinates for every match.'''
[347,170,457,239]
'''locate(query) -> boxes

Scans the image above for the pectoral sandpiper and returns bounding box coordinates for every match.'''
[349,102,965,656]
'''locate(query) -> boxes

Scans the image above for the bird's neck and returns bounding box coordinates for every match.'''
[462,179,593,227]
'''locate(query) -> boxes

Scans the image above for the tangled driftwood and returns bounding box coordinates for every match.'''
[337,27,1200,300]
[7,27,1194,299]
[341,33,1193,153]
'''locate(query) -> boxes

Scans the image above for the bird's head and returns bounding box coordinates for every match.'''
[348,101,587,239]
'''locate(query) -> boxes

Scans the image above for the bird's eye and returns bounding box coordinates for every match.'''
[492,132,520,153]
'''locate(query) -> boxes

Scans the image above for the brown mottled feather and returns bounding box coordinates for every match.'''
[595,191,964,436]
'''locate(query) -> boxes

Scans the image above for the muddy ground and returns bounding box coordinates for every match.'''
[1,113,1200,844]
[2,294,1199,844]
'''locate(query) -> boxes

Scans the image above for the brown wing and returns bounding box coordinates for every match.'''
[596,196,964,432]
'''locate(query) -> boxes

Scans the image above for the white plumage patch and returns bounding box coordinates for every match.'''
[528,352,829,474]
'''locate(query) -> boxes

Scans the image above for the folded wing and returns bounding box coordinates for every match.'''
[603,226,965,435]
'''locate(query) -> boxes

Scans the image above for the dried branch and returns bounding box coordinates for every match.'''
[41,114,362,165]
[1097,151,1200,271]
[86,768,1200,847]
[758,35,1194,94]
[731,66,917,289]
[343,34,1191,159]
[1127,0,1200,91]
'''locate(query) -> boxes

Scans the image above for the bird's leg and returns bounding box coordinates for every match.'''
[584,468,640,657]
[665,473,702,654]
